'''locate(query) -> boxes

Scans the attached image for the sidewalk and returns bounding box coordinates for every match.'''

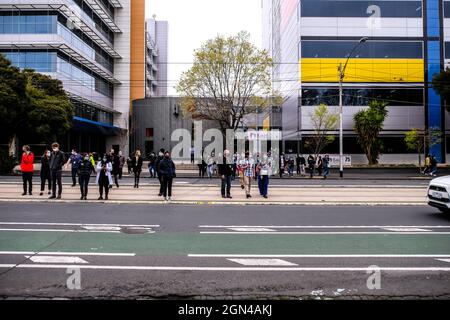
[0,182,428,205]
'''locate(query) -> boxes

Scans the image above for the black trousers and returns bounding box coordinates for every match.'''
[113,172,119,187]
[51,170,62,196]
[221,175,232,196]
[40,173,51,192]
[71,168,78,186]
[22,172,33,194]
[99,183,109,198]
[79,175,90,197]
[158,175,164,194]
[162,176,173,197]
[134,171,141,186]
[119,167,123,179]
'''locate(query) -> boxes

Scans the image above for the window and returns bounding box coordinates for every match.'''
[301,41,423,59]
[445,42,450,59]
[301,0,423,18]
[0,12,57,34]
[145,128,154,138]
[301,88,424,106]
[445,1,450,18]
[2,51,57,72]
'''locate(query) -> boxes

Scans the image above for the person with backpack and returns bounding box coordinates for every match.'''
[40,149,51,196]
[78,153,95,200]
[20,145,34,196]
[65,148,82,187]
[159,151,176,201]
[49,142,66,199]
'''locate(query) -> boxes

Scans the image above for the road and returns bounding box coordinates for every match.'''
[1,202,450,299]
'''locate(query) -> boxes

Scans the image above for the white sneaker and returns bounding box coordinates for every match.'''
[166,197,171,201]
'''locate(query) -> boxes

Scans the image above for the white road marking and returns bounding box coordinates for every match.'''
[228,228,276,232]
[436,259,450,263]
[0,251,136,257]
[189,254,450,258]
[81,226,122,231]
[0,222,159,227]
[1,264,450,272]
[200,231,450,235]
[199,225,450,229]
[25,256,88,264]
[228,258,298,266]
[0,228,121,233]
[382,228,432,232]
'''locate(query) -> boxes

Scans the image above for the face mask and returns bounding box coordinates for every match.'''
[165,155,170,159]
[46,152,51,157]
[103,158,107,162]
[72,151,76,155]
[159,152,163,157]
[53,148,58,152]
[85,157,89,161]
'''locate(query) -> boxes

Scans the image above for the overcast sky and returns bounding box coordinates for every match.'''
[145,0,262,95]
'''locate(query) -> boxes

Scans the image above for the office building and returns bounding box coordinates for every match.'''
[0,0,146,156]
[262,0,450,164]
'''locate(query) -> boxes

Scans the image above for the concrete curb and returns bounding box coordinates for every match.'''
[0,198,428,206]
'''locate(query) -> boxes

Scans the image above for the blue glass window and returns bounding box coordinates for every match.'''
[427,0,440,37]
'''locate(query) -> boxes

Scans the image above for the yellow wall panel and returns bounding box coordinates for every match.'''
[300,58,424,83]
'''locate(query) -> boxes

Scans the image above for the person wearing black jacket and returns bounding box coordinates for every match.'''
[218,150,233,199]
[131,150,143,188]
[110,149,120,188]
[78,153,95,200]
[40,149,51,196]
[159,151,176,201]
[49,142,65,199]
[155,149,165,196]
[307,155,316,179]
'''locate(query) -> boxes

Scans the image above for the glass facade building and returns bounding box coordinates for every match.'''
[262,0,449,164]
[0,0,144,156]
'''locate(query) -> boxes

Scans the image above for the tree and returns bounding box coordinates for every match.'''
[432,67,450,111]
[353,100,389,165]
[177,31,281,135]
[405,127,442,172]
[304,104,339,158]
[0,54,27,156]
[0,53,73,157]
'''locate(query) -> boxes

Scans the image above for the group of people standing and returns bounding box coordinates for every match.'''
[279,154,330,179]
[20,143,128,201]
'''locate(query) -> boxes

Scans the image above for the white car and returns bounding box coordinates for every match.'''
[427,176,450,213]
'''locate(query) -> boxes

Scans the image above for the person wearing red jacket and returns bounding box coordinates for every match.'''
[20,145,34,196]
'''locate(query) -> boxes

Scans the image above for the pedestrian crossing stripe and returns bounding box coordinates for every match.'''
[382,228,432,232]
[25,256,89,264]
[227,259,298,266]
[436,259,450,264]
[227,228,276,232]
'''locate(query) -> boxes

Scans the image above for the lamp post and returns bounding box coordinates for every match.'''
[338,37,368,178]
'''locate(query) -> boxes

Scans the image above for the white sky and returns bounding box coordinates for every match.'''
[145,0,262,95]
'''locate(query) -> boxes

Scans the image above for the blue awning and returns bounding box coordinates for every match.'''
[72,117,126,136]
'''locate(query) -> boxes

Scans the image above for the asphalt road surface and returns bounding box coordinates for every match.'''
[1,203,450,299]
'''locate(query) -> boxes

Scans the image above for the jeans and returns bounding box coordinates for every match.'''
[162,176,173,197]
[51,170,62,196]
[149,165,156,178]
[221,175,232,196]
[79,175,90,197]
[71,168,78,186]
[207,165,214,178]
[258,175,269,196]
[323,166,330,177]
[22,172,33,194]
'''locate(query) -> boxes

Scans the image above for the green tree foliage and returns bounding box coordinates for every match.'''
[405,127,442,172]
[177,31,281,134]
[432,67,450,111]
[353,100,389,165]
[0,54,73,156]
[305,104,339,158]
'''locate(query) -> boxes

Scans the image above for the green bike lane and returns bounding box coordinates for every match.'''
[1,230,450,256]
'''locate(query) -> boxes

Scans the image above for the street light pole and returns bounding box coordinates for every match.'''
[338,37,368,178]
